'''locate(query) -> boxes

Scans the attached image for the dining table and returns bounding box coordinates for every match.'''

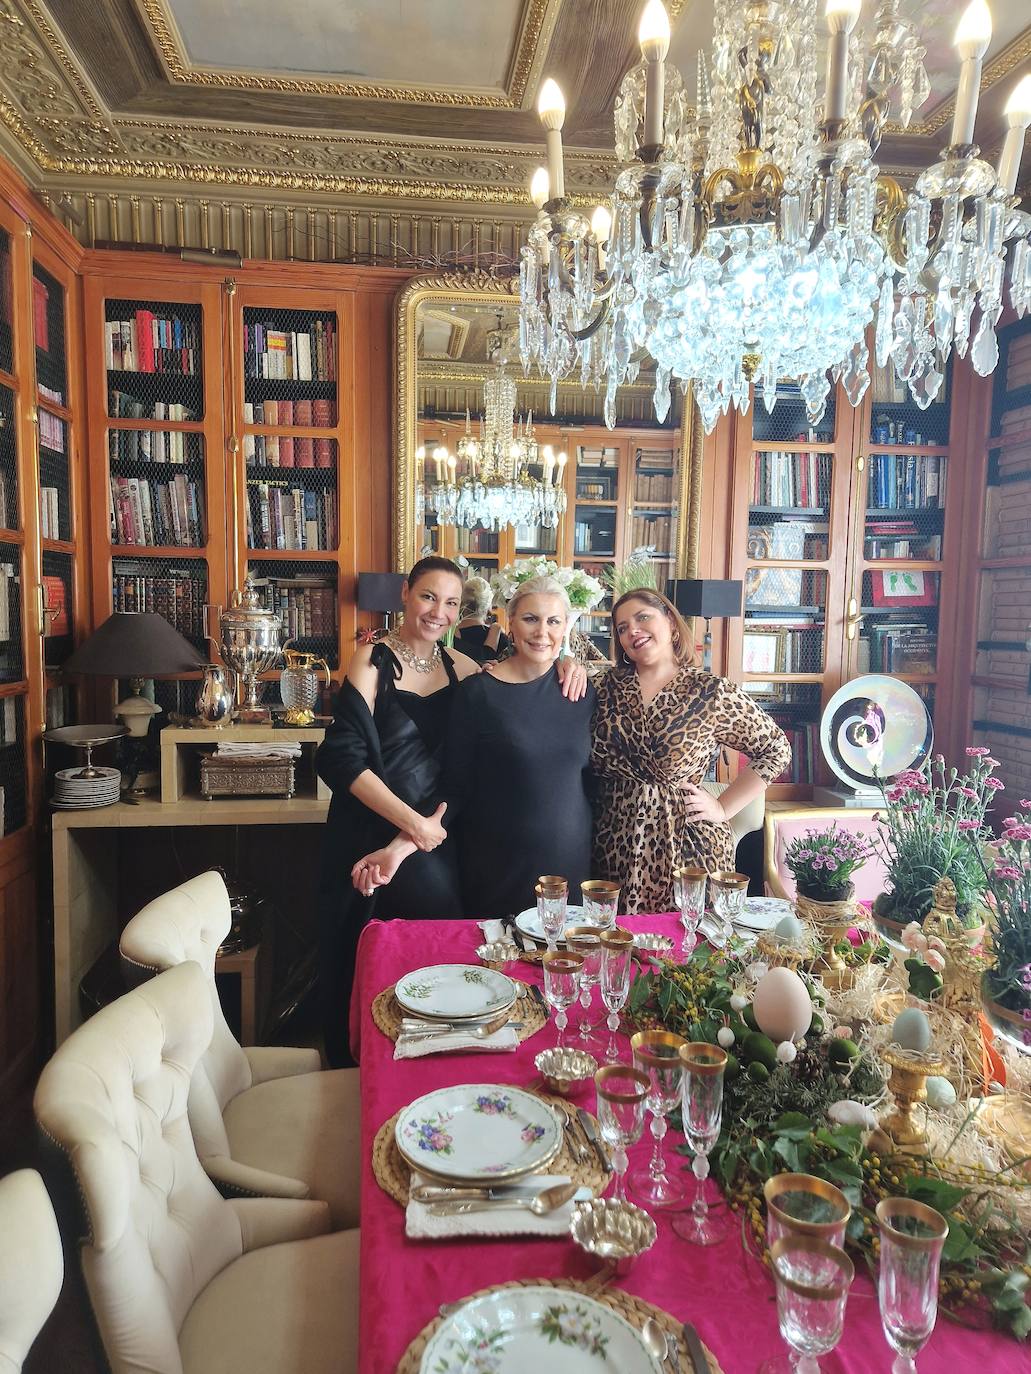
[350,911,1027,1374]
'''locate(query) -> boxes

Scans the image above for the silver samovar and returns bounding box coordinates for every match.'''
[219,576,282,723]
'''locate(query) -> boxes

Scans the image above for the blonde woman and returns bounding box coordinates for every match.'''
[454,574,509,663]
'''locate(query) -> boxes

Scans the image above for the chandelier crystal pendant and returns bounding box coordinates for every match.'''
[519,0,1031,434]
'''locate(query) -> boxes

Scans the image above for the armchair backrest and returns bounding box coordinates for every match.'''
[33,963,242,1374]
[119,871,252,1159]
[764,807,887,906]
[0,1170,63,1373]
[700,779,765,847]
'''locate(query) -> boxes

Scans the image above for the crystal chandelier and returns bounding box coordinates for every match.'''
[425,321,568,531]
[519,0,1031,433]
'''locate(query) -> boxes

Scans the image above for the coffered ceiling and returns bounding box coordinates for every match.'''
[0,0,1028,217]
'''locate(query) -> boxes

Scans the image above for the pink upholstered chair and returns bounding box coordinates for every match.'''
[764,807,888,909]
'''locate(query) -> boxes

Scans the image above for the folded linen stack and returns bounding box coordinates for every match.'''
[215,741,302,760]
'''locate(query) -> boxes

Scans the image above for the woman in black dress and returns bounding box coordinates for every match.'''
[353,575,595,918]
[454,575,510,664]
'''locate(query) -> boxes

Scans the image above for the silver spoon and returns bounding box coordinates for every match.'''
[642,1317,682,1373]
[426,1180,577,1216]
[402,1009,516,1040]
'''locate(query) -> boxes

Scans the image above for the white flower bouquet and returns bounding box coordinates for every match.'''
[490,558,605,614]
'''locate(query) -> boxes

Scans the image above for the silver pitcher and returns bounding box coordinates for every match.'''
[196,664,234,725]
[218,576,282,723]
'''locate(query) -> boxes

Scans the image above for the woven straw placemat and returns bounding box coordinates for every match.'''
[372,1093,609,1207]
[372,982,547,1045]
[395,1277,724,1374]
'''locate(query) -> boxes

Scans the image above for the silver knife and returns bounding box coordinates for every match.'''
[528,984,548,1012]
[576,1107,611,1171]
[412,1181,572,1203]
[681,1322,707,1374]
[426,1185,592,1215]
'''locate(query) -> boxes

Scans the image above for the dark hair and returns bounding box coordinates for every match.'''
[610,588,697,667]
[405,556,464,591]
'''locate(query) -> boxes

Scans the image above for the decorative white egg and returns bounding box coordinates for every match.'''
[828,1099,878,1130]
[774,914,805,943]
[730,993,749,1013]
[776,1040,798,1064]
[925,1076,957,1110]
[751,968,813,1044]
[891,1008,932,1053]
[717,1026,736,1049]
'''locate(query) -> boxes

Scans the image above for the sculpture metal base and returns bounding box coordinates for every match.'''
[236,705,272,725]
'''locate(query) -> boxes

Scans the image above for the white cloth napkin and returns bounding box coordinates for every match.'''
[393,1024,519,1059]
[405,1172,588,1239]
[477,918,535,953]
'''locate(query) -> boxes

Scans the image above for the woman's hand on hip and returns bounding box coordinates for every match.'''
[408,801,448,852]
[556,658,588,701]
[680,783,727,825]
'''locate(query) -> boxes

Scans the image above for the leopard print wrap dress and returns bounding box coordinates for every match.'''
[591,666,792,912]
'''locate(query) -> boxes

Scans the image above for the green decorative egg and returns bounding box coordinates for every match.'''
[925,1076,957,1110]
[891,1008,932,1053]
[774,914,805,943]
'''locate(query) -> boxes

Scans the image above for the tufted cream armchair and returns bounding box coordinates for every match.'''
[699,778,765,851]
[0,1169,63,1372]
[34,961,359,1374]
[119,870,360,1228]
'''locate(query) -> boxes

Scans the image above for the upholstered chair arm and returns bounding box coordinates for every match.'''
[229,1197,332,1252]
[243,1046,322,1083]
[204,1155,311,1202]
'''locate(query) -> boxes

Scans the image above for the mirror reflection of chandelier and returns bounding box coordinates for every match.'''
[426,317,568,530]
[519,0,1031,434]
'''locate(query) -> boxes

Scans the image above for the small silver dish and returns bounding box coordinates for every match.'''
[633,932,675,958]
[476,940,520,970]
[534,1046,598,1095]
[569,1197,658,1274]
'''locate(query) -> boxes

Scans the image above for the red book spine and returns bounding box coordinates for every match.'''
[312,398,332,426]
[135,310,155,372]
[294,399,313,426]
[279,435,295,467]
[314,438,333,469]
[295,436,315,468]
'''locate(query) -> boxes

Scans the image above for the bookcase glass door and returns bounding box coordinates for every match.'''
[0,382,17,536]
[629,440,680,599]
[0,226,12,378]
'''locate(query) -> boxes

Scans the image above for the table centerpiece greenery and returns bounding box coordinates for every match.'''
[982,801,1031,1043]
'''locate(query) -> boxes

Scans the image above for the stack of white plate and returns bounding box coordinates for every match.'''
[51,765,121,809]
[394,963,517,1025]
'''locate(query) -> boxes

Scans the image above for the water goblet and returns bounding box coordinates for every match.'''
[599,927,634,1063]
[542,950,583,1047]
[581,880,620,931]
[629,1030,687,1206]
[761,1237,854,1374]
[594,1065,649,1202]
[565,924,603,1051]
[673,866,707,957]
[876,1198,949,1374]
[764,1173,852,1252]
[535,879,568,951]
[710,871,748,944]
[672,1041,727,1245]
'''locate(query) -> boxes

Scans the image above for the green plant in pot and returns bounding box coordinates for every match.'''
[784,825,869,986]
[871,750,999,935]
[981,801,1031,1048]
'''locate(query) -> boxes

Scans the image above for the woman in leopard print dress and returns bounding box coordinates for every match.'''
[591,589,791,912]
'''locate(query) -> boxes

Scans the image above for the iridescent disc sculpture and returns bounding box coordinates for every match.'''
[820,675,932,795]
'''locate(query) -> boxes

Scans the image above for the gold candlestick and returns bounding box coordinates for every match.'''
[879,1047,948,1155]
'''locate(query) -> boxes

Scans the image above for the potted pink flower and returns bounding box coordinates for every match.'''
[981,801,1031,1050]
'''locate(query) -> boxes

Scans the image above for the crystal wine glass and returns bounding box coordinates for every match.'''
[565,925,603,1051]
[581,880,620,931]
[764,1173,852,1251]
[762,1237,854,1374]
[674,866,707,957]
[876,1198,949,1374]
[672,1041,727,1245]
[594,1065,648,1202]
[629,1029,687,1206]
[599,927,634,1063]
[536,878,568,951]
[710,871,748,944]
[542,950,583,1047]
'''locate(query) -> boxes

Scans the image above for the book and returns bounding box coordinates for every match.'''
[42,574,68,636]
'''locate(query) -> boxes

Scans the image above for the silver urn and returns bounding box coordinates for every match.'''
[219,576,282,722]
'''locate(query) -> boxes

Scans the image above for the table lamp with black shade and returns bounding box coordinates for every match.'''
[667,579,743,672]
[357,572,405,638]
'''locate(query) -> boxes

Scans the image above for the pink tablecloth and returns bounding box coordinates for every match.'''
[352,914,1025,1374]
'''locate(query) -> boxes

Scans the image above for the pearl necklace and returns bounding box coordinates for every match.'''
[385,631,441,675]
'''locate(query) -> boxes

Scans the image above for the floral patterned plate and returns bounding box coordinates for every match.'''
[419,1285,662,1373]
[395,964,517,1023]
[515,905,585,944]
[395,1084,562,1184]
[733,897,795,931]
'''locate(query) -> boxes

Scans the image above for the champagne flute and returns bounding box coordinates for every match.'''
[581,880,620,931]
[536,878,568,951]
[761,1237,853,1374]
[674,867,707,957]
[565,925,603,1051]
[594,1065,649,1202]
[710,871,748,944]
[599,927,634,1063]
[876,1198,949,1374]
[764,1173,852,1251]
[542,950,583,1047]
[629,1030,687,1206]
[672,1041,727,1245]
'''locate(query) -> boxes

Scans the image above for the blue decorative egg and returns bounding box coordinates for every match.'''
[925,1076,957,1110]
[774,914,805,943]
[891,1008,931,1052]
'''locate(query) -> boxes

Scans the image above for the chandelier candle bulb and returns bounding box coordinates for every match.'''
[997,76,1031,195]
[537,78,566,200]
[530,166,551,210]
[950,0,993,148]
[591,205,612,270]
[638,0,671,151]
[824,0,862,128]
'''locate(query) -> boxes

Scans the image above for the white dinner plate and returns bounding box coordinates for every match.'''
[515,905,585,944]
[420,1285,663,1373]
[394,963,516,1022]
[733,896,795,931]
[395,1083,562,1185]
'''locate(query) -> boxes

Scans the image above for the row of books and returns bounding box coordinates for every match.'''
[863,623,937,674]
[752,452,832,508]
[40,488,61,541]
[576,480,616,501]
[634,474,675,501]
[109,429,202,466]
[0,562,19,642]
[32,276,49,352]
[864,527,942,560]
[0,696,17,744]
[243,400,334,427]
[246,483,337,552]
[38,409,64,454]
[1001,403,1031,434]
[635,450,675,470]
[870,414,935,445]
[454,527,499,554]
[573,520,614,555]
[866,454,945,509]
[0,473,13,532]
[243,318,336,381]
[1004,331,1031,392]
[112,564,205,642]
[45,683,73,731]
[251,577,336,639]
[243,430,334,468]
[110,390,198,422]
[771,720,817,784]
[109,475,204,548]
[627,514,675,552]
[746,619,825,674]
[104,310,200,375]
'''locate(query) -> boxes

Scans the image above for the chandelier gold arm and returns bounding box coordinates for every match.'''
[570,293,612,343]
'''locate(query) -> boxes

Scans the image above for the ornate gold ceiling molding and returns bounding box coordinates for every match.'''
[137,0,563,109]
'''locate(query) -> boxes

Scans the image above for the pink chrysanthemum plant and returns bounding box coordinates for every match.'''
[982,799,1031,1035]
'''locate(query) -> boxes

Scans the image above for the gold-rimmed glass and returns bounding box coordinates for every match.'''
[599,928,634,1063]
[876,1198,949,1374]
[535,880,568,950]
[594,1064,649,1202]
[761,1237,854,1374]
[542,950,583,1047]
[709,871,749,945]
[565,924,604,1051]
[629,1030,687,1207]
[672,1041,727,1245]
[581,879,620,931]
[674,866,707,956]
[764,1173,852,1251]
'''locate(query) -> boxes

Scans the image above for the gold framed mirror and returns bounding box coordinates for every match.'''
[393,271,703,651]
